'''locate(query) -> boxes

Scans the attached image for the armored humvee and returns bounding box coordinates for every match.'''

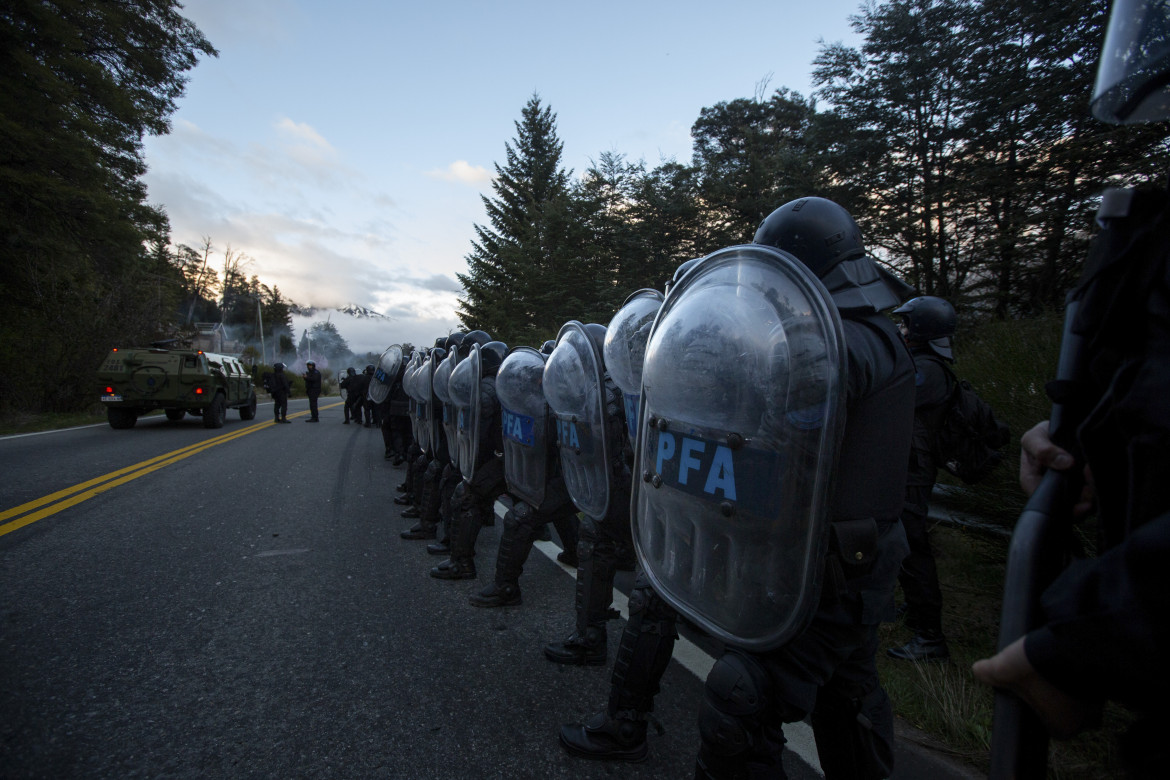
[98,346,258,429]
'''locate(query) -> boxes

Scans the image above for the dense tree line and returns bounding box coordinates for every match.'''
[0,1,302,414]
[458,0,1170,345]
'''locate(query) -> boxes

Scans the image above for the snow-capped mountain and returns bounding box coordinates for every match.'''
[290,303,390,320]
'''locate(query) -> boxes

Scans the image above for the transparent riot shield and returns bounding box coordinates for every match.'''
[434,350,461,469]
[544,322,610,521]
[604,289,665,448]
[448,344,483,482]
[369,344,403,404]
[633,244,847,652]
[496,347,551,508]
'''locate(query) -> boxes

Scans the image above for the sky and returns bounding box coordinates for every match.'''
[142,0,866,355]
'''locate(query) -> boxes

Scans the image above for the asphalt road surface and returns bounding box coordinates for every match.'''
[0,397,980,779]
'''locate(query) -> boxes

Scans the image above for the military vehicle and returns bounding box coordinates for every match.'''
[97,346,258,429]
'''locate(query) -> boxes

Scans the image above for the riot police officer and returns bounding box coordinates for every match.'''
[269,362,291,423]
[887,296,958,663]
[558,289,675,762]
[973,2,1170,771]
[430,335,507,579]
[542,321,634,666]
[613,197,914,778]
[302,360,322,422]
[360,364,376,427]
[402,334,464,540]
[369,343,407,449]
[339,367,357,423]
[470,340,580,607]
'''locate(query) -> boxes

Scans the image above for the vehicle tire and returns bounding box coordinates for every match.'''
[164,408,186,421]
[239,392,257,420]
[202,394,227,429]
[107,408,138,429]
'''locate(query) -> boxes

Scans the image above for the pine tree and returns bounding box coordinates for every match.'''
[456,95,574,347]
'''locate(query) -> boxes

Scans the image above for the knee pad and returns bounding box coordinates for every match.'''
[503,501,536,533]
[698,653,770,757]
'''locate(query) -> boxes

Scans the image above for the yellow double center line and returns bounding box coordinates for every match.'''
[0,420,280,537]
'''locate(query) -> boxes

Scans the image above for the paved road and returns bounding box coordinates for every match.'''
[0,397,980,779]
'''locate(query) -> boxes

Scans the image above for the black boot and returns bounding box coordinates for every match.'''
[401,507,420,519]
[430,558,476,580]
[544,626,607,666]
[401,523,437,540]
[426,540,451,556]
[469,582,521,608]
[887,630,950,662]
[559,710,648,762]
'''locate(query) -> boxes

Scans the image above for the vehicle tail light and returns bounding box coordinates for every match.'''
[195,387,204,395]
[105,386,114,394]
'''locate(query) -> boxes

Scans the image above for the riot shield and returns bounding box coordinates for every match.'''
[543,321,611,521]
[425,349,445,458]
[632,244,847,652]
[404,351,423,446]
[411,352,434,456]
[448,344,483,482]
[368,344,403,404]
[496,346,552,508]
[604,289,665,448]
[433,350,461,468]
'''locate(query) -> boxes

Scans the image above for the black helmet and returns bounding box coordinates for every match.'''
[753,196,866,278]
[672,257,702,284]
[893,296,956,360]
[274,362,285,371]
[306,360,315,367]
[364,364,375,374]
[1092,0,1170,124]
[584,323,608,362]
[445,331,466,352]
[346,367,356,376]
[461,329,491,357]
[480,341,509,377]
[540,340,556,355]
[433,336,447,349]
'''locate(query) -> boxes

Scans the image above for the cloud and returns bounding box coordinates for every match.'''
[275,117,335,153]
[426,160,493,187]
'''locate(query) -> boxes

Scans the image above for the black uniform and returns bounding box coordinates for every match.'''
[303,366,322,421]
[385,363,412,461]
[346,372,371,425]
[431,370,506,579]
[1021,188,1170,773]
[895,349,953,638]
[339,370,356,423]
[270,367,290,423]
[472,443,580,606]
[543,373,634,666]
[695,306,915,780]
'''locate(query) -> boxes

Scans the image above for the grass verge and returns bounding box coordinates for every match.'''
[880,522,1133,778]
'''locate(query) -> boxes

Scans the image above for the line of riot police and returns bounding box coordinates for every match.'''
[367,194,927,780]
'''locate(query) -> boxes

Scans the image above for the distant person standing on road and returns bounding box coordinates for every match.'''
[339,367,357,423]
[269,363,291,424]
[359,365,376,427]
[303,361,322,422]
